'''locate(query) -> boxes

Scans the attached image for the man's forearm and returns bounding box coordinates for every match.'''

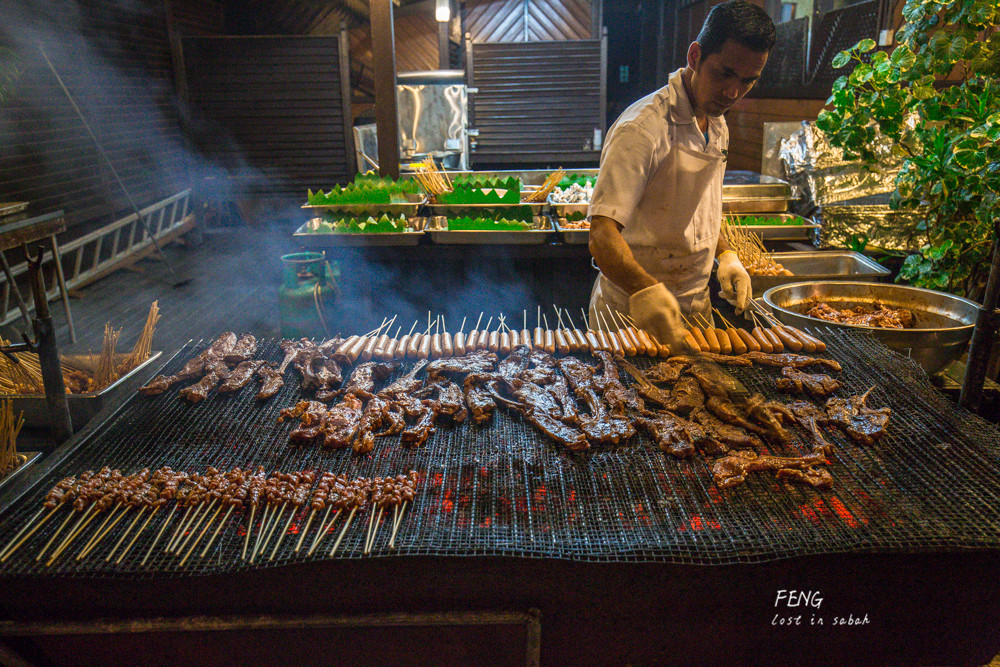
[715,234,733,257]
[588,215,658,295]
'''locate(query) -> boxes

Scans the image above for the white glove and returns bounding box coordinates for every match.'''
[629,283,688,351]
[717,251,752,315]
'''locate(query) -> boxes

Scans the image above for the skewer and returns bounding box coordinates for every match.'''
[597,312,624,355]
[199,504,236,560]
[33,507,76,562]
[242,504,256,561]
[77,502,124,558]
[465,312,484,354]
[169,501,207,554]
[251,502,274,559]
[117,505,160,564]
[533,306,545,350]
[307,506,336,556]
[142,505,177,566]
[180,503,223,567]
[389,501,408,549]
[382,325,403,361]
[329,506,357,556]
[295,509,317,553]
[175,498,218,557]
[78,505,131,560]
[0,507,46,560]
[497,316,512,354]
[2,505,65,562]
[478,317,493,351]
[363,506,378,554]
[607,308,639,356]
[268,505,298,561]
[257,501,289,559]
[564,311,589,352]
[165,505,195,553]
[47,506,100,565]
[365,507,385,554]
[453,316,467,356]
[105,507,147,562]
[395,320,419,361]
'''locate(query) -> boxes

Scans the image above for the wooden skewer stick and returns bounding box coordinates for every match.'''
[105,507,147,562]
[329,507,357,556]
[35,508,79,562]
[269,505,298,561]
[295,509,317,553]
[142,505,177,566]
[168,503,204,554]
[180,503,223,567]
[78,503,124,559]
[307,505,335,556]
[47,506,99,566]
[250,503,273,560]
[389,501,408,549]
[0,507,45,560]
[199,504,235,560]
[175,499,217,557]
[363,506,378,554]
[165,505,195,553]
[242,504,256,561]
[117,506,160,564]
[366,507,385,554]
[257,501,288,560]
[1,505,61,562]
[78,505,130,560]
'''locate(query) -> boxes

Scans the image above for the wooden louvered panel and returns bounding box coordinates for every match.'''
[166,0,225,36]
[0,0,187,230]
[394,11,440,72]
[526,0,592,41]
[465,0,527,43]
[469,39,604,166]
[182,36,352,200]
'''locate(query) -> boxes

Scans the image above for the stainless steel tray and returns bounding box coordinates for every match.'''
[750,250,890,298]
[546,193,590,219]
[427,216,553,245]
[425,200,547,215]
[0,451,41,494]
[293,224,424,247]
[727,213,819,241]
[722,197,790,214]
[7,352,162,430]
[552,216,590,244]
[722,171,791,199]
[301,193,427,217]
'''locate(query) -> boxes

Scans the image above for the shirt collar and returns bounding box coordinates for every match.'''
[667,67,725,134]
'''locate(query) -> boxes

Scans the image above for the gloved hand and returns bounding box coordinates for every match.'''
[629,283,688,351]
[717,251,752,315]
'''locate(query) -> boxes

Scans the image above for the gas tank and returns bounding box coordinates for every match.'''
[279,251,340,339]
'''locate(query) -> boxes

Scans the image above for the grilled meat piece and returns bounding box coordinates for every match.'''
[437,380,468,423]
[742,351,842,372]
[380,359,428,397]
[321,394,364,449]
[289,421,325,445]
[545,372,580,423]
[775,366,842,398]
[713,450,828,490]
[775,467,834,489]
[353,395,391,454]
[278,400,327,425]
[223,334,258,366]
[664,376,706,415]
[425,351,498,380]
[255,363,284,400]
[643,361,689,385]
[463,375,496,424]
[686,361,746,400]
[638,412,710,459]
[498,345,532,384]
[689,406,760,453]
[218,360,266,393]
[668,353,752,367]
[277,339,299,374]
[140,332,238,395]
[526,410,590,451]
[528,349,558,368]
[139,374,176,395]
[342,361,398,400]
[743,393,795,445]
[705,396,769,437]
[806,302,914,329]
[557,354,634,444]
[615,358,675,408]
[825,387,890,445]
[594,352,644,417]
[521,366,557,386]
[786,400,835,454]
[401,401,439,448]
[178,369,224,403]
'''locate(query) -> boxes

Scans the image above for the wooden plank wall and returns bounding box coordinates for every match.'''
[181,36,352,201]
[468,39,603,166]
[0,0,188,230]
[465,0,594,42]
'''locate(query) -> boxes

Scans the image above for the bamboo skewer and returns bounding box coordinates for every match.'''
[78,505,129,560]
[242,505,256,561]
[329,507,357,556]
[250,503,274,560]
[363,506,378,554]
[175,499,217,557]
[269,505,298,561]
[309,508,341,557]
[35,509,77,562]
[365,507,385,554]
[165,505,195,553]
[180,503,222,567]
[47,506,100,565]
[106,507,146,562]
[117,505,160,564]
[142,506,177,566]
[295,509,317,553]
[389,501,408,549]
[0,507,46,560]
[199,505,235,560]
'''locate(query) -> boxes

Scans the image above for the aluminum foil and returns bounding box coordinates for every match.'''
[817,203,927,252]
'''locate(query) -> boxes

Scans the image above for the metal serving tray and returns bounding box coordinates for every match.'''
[301,193,427,217]
[727,213,819,241]
[0,202,29,218]
[546,192,590,220]
[552,216,590,244]
[0,451,41,495]
[425,200,547,215]
[8,352,162,430]
[293,223,424,247]
[426,216,553,245]
[751,250,890,298]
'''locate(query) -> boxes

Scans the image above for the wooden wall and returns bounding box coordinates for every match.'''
[0,0,189,230]
[726,98,826,171]
[464,0,595,42]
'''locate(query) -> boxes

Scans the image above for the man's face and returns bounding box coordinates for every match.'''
[687,39,769,117]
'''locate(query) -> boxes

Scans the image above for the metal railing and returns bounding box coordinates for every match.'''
[0,190,194,328]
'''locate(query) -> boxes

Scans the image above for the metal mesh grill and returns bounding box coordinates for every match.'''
[3,329,1000,579]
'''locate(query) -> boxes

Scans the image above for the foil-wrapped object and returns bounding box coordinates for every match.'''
[818,202,927,252]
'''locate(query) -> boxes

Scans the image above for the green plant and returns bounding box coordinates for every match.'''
[816,0,1000,299]
[0,47,21,104]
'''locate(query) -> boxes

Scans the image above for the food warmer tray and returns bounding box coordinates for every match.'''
[293,226,425,248]
[425,200,547,215]
[301,193,427,217]
[727,213,819,241]
[426,216,554,245]
[552,216,590,244]
[0,451,41,495]
[750,250,890,298]
[546,193,590,220]
[9,352,162,430]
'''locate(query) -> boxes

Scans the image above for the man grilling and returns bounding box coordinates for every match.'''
[588,0,776,350]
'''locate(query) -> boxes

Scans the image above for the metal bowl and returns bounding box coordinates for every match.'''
[761,281,980,375]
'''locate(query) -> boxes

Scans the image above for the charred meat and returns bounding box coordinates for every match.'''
[806,302,915,329]
[825,387,891,445]
[742,351,842,372]
[219,360,266,393]
[637,412,709,459]
[713,450,829,490]
[775,366,842,398]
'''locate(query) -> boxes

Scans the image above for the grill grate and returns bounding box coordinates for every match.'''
[3,329,1000,578]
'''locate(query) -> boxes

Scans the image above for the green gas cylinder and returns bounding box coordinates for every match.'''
[279,251,340,339]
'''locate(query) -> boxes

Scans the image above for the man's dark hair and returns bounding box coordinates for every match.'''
[696,0,776,58]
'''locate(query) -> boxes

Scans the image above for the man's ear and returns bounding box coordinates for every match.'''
[687,42,701,70]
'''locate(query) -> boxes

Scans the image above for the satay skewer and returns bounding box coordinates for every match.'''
[47,506,100,565]
[452,317,467,355]
[180,503,222,567]
[0,505,60,562]
[35,508,77,562]
[166,503,199,553]
[329,507,357,556]
[78,504,130,560]
[176,498,218,557]
[308,508,340,556]
[143,506,177,566]
[199,504,235,560]
[255,501,287,561]
[169,500,208,554]
[389,501,407,549]
[106,507,148,562]
[363,506,378,554]
[242,504,256,561]
[118,505,160,564]
[269,504,299,561]
[296,508,318,553]
[365,507,385,554]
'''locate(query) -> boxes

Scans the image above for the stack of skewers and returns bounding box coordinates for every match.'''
[721,215,794,277]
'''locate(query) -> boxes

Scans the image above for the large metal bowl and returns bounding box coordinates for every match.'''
[762,281,980,375]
